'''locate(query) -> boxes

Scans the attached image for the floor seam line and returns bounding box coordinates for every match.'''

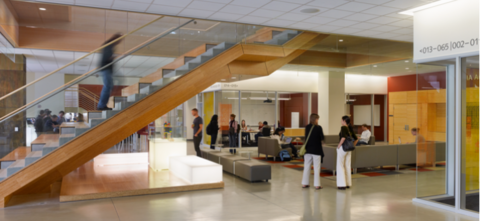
[111,198,122,221]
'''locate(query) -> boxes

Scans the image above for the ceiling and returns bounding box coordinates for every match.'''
[15,48,174,77]
[20,0,439,42]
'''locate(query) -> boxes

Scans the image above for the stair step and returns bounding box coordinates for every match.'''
[75,127,90,136]
[0,169,7,181]
[127,93,146,102]
[151,77,176,87]
[113,101,134,111]
[42,146,59,156]
[89,118,106,128]
[102,110,120,119]
[25,151,42,166]
[59,134,75,146]
[163,70,189,78]
[6,159,25,176]
[88,111,103,120]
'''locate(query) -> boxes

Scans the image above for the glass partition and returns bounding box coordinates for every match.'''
[240,91,277,146]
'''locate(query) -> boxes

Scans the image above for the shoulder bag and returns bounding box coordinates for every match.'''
[342,127,356,152]
[299,125,315,157]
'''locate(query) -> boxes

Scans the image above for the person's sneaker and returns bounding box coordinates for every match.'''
[97,107,113,111]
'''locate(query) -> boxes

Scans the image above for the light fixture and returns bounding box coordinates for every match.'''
[39,8,46,10]
[339,39,344,42]
[398,0,456,16]
[373,65,377,67]
[406,67,409,70]
[300,8,320,13]
[405,60,409,63]
[231,77,236,79]
[171,31,176,34]
[221,79,226,81]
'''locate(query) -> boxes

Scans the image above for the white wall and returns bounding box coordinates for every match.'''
[185,97,196,139]
[318,71,345,135]
[344,74,388,94]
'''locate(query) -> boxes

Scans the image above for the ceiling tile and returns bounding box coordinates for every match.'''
[302,16,336,25]
[343,13,378,22]
[327,19,358,27]
[307,0,350,8]
[367,16,400,24]
[390,27,413,34]
[120,0,153,3]
[262,19,296,26]
[152,0,193,7]
[335,2,376,12]
[391,34,413,42]
[319,9,354,19]
[276,12,312,21]
[41,0,75,4]
[362,6,399,15]
[389,19,413,27]
[354,30,383,36]
[349,22,379,30]
[202,0,232,2]
[76,0,114,8]
[209,12,244,21]
[288,22,319,29]
[236,15,271,23]
[276,0,312,4]
[289,6,327,15]
[219,5,257,15]
[248,9,284,18]
[370,25,400,32]
[311,25,342,32]
[178,8,216,18]
[112,1,150,11]
[333,27,363,34]
[384,12,411,19]
[230,0,271,8]
[383,0,430,9]
[188,1,226,11]
[261,1,301,12]
[147,4,184,15]
[355,0,393,4]
[374,32,401,38]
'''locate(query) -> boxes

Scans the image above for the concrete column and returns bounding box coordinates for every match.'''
[318,71,345,135]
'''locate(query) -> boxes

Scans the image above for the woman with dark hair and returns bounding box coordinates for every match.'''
[207,115,220,149]
[301,114,325,190]
[97,33,123,110]
[271,127,299,158]
[336,115,358,190]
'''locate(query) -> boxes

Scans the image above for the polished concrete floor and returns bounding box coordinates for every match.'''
[0,142,477,221]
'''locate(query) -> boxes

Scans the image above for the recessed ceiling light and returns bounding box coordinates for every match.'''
[405,60,409,63]
[399,0,455,16]
[406,67,409,70]
[221,79,226,81]
[373,65,377,67]
[231,77,236,79]
[300,8,320,14]
[339,39,344,42]
[39,8,46,11]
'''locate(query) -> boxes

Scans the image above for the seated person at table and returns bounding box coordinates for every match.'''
[271,127,298,158]
[44,115,59,134]
[261,121,271,136]
[357,124,371,146]
[240,120,251,143]
[254,121,263,143]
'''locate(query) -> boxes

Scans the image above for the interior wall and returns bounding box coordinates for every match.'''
[349,94,386,141]
[0,0,18,46]
[279,93,309,128]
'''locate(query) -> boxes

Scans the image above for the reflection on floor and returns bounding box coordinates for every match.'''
[436,193,480,212]
[1,142,477,221]
[60,161,223,202]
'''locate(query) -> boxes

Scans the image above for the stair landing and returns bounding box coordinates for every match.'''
[59,160,223,202]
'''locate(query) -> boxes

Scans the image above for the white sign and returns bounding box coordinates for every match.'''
[414,0,479,62]
[291,112,299,129]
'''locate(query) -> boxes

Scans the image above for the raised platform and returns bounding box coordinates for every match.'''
[60,160,224,202]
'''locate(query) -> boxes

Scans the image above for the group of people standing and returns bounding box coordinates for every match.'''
[34,109,84,137]
[301,114,358,190]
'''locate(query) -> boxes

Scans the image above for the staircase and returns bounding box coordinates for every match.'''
[0,20,326,207]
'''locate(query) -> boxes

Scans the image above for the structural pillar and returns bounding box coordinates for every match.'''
[318,71,345,134]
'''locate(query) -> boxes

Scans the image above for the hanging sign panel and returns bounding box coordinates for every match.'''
[413,0,479,62]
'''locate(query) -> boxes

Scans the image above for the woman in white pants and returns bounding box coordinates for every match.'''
[301,114,325,190]
[336,116,357,190]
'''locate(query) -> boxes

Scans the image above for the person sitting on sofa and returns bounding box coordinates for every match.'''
[255,121,270,143]
[356,124,371,146]
[408,128,425,144]
[271,127,299,158]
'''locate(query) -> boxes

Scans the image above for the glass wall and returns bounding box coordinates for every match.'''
[240,91,276,146]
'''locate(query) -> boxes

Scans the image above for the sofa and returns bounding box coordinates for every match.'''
[324,134,376,146]
[258,137,292,161]
[322,141,446,174]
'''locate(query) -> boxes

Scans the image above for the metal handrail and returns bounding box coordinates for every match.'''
[0,19,195,123]
[0,16,164,104]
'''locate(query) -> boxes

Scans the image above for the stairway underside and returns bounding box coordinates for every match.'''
[0,31,326,207]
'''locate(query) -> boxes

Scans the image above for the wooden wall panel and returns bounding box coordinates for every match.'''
[0,0,19,46]
[389,92,407,104]
[406,91,417,104]
[288,51,346,68]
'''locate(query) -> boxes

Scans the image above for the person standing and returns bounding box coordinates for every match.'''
[97,33,123,110]
[336,116,358,190]
[301,114,325,190]
[34,110,45,138]
[44,115,59,134]
[207,115,219,150]
[228,114,238,147]
[191,108,203,157]
[356,124,371,146]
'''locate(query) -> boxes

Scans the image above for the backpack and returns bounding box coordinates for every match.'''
[206,123,212,136]
[279,150,291,161]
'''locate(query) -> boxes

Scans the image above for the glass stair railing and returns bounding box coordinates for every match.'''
[0,20,303,183]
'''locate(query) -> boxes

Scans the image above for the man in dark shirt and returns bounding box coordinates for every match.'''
[44,115,59,134]
[192,108,203,157]
[97,33,123,110]
[34,110,45,137]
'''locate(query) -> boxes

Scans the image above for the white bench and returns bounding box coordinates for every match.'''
[169,156,222,184]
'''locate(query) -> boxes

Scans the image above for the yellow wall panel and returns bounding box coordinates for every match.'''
[203,92,214,144]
